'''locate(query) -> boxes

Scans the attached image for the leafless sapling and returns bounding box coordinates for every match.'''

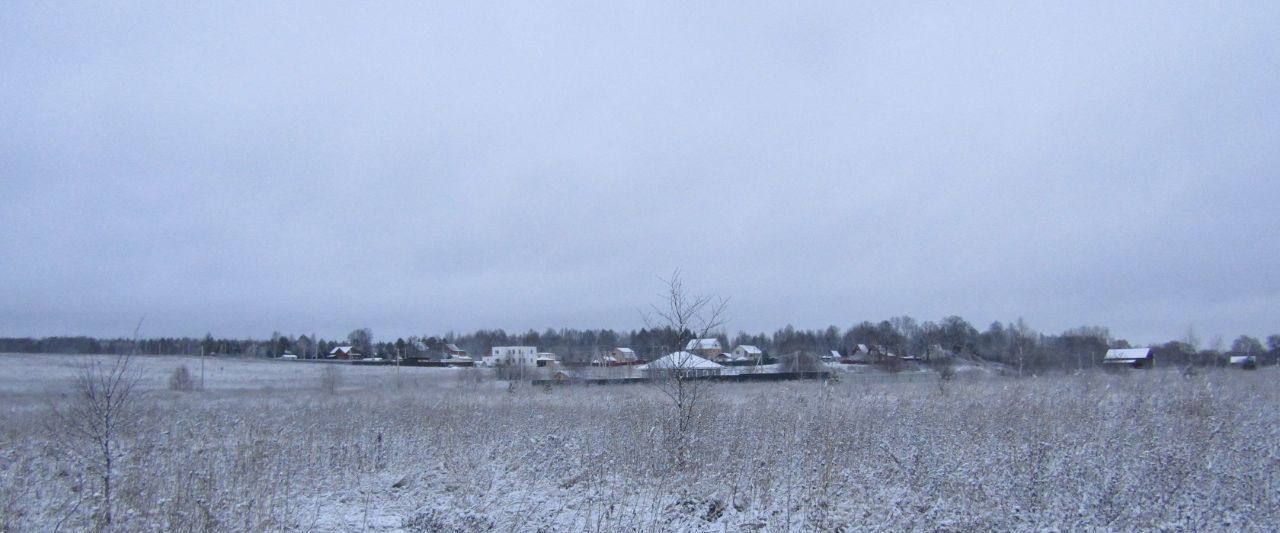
[54,350,142,529]
[643,270,729,453]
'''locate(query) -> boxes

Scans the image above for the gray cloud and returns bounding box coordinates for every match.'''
[2,1,1278,344]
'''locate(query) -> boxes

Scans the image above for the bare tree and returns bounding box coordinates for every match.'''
[1182,325,1204,369]
[642,271,728,454]
[779,351,824,373]
[49,318,147,528]
[347,328,373,357]
[54,351,142,528]
[1011,318,1036,377]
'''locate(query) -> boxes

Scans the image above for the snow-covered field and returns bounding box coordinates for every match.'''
[1,353,1276,531]
[0,354,493,398]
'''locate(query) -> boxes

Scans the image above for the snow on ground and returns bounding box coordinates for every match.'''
[0,353,491,398]
[1,354,1276,531]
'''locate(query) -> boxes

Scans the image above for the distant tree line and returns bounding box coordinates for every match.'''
[2,317,1277,373]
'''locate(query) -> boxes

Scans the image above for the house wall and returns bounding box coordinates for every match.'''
[484,346,539,367]
[686,339,723,358]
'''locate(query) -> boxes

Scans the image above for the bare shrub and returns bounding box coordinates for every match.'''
[402,507,494,532]
[937,362,956,381]
[319,364,343,393]
[168,365,197,392]
[936,359,957,394]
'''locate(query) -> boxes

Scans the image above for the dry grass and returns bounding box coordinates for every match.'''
[0,355,1276,531]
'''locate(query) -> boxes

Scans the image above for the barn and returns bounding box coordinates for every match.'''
[1103,348,1153,369]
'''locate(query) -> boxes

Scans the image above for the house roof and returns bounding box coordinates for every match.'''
[1229,355,1256,364]
[639,351,723,370]
[614,347,636,354]
[855,344,869,353]
[735,345,762,354]
[444,343,464,352]
[330,346,357,354]
[685,338,722,350]
[1103,348,1151,361]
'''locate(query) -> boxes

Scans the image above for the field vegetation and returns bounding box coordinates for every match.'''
[0,354,1275,531]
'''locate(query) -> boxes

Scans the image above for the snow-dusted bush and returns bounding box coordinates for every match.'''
[402,507,494,532]
[318,364,342,394]
[168,365,196,391]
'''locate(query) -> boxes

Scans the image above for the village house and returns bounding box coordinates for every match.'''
[1103,347,1153,368]
[685,338,723,358]
[640,351,723,378]
[712,351,741,364]
[442,349,473,364]
[536,352,558,368]
[841,344,873,364]
[443,343,467,358]
[483,346,539,367]
[328,346,361,359]
[1228,355,1258,369]
[733,345,763,361]
[609,347,637,361]
[593,347,640,366]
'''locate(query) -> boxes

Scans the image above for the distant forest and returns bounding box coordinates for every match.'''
[3,316,1277,373]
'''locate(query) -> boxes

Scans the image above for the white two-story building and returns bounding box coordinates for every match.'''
[484,346,540,367]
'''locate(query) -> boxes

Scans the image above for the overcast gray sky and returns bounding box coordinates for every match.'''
[2,2,1278,345]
